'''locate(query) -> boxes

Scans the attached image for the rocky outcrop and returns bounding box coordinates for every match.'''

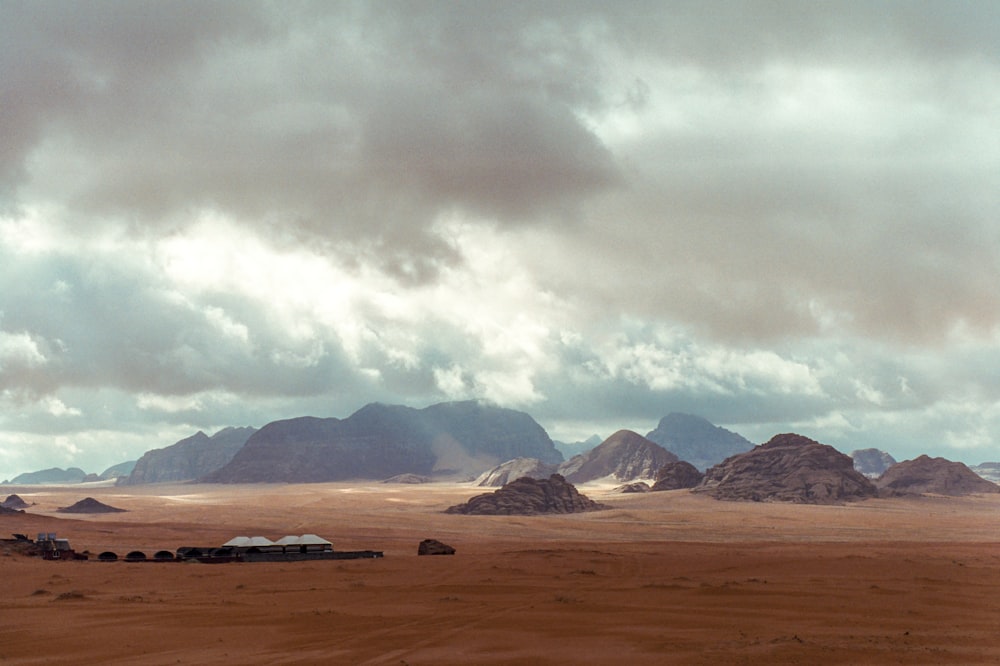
[418,539,456,555]
[612,481,650,493]
[558,430,677,484]
[851,448,897,478]
[1,494,31,509]
[645,413,754,471]
[120,427,256,485]
[876,455,1000,496]
[8,467,88,485]
[57,497,127,513]
[475,457,558,487]
[694,433,878,504]
[205,401,562,483]
[651,461,704,491]
[445,475,608,515]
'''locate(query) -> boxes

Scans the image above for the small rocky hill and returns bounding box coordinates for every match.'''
[120,426,256,485]
[7,467,88,485]
[475,457,558,487]
[57,497,127,513]
[651,461,704,491]
[851,448,897,478]
[876,455,999,496]
[2,494,31,509]
[445,474,608,515]
[558,430,678,484]
[645,413,754,471]
[204,401,562,483]
[695,433,878,504]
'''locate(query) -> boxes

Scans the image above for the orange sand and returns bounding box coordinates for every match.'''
[2,483,999,664]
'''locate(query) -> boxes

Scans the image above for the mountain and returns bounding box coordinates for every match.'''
[119,427,256,485]
[475,457,559,487]
[551,434,602,459]
[7,467,88,485]
[558,430,678,484]
[969,462,1000,484]
[445,474,608,515]
[694,433,878,504]
[876,455,1000,496]
[100,461,137,481]
[645,413,754,471]
[850,448,897,478]
[204,401,562,483]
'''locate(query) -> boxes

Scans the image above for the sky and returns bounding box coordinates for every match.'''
[2,1,1000,480]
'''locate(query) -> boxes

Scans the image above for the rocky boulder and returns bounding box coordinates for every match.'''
[475,457,558,487]
[851,448,897,478]
[418,539,456,555]
[558,430,677,484]
[694,433,878,504]
[651,461,704,491]
[445,474,609,515]
[645,413,754,471]
[876,455,1000,496]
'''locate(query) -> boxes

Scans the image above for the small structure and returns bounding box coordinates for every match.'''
[36,532,77,560]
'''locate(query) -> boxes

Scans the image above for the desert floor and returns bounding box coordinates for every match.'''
[2,482,999,665]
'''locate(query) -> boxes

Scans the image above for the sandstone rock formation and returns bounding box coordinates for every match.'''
[645,413,754,471]
[876,455,1000,496]
[612,481,650,493]
[417,539,456,555]
[850,448,897,478]
[475,457,558,487]
[445,474,608,515]
[120,426,256,485]
[1,494,30,509]
[694,433,878,504]
[651,461,704,491]
[57,497,127,513]
[558,430,677,484]
[205,401,562,483]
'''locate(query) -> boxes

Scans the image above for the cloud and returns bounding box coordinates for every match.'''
[2,2,1000,479]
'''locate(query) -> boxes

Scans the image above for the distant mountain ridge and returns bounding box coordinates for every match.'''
[204,401,562,483]
[6,467,89,485]
[645,413,754,471]
[120,426,256,485]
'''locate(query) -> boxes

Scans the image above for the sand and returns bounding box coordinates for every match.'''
[2,482,999,664]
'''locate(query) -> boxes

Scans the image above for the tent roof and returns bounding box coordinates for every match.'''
[274,534,332,546]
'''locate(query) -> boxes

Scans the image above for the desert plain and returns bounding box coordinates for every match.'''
[2,482,999,665]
